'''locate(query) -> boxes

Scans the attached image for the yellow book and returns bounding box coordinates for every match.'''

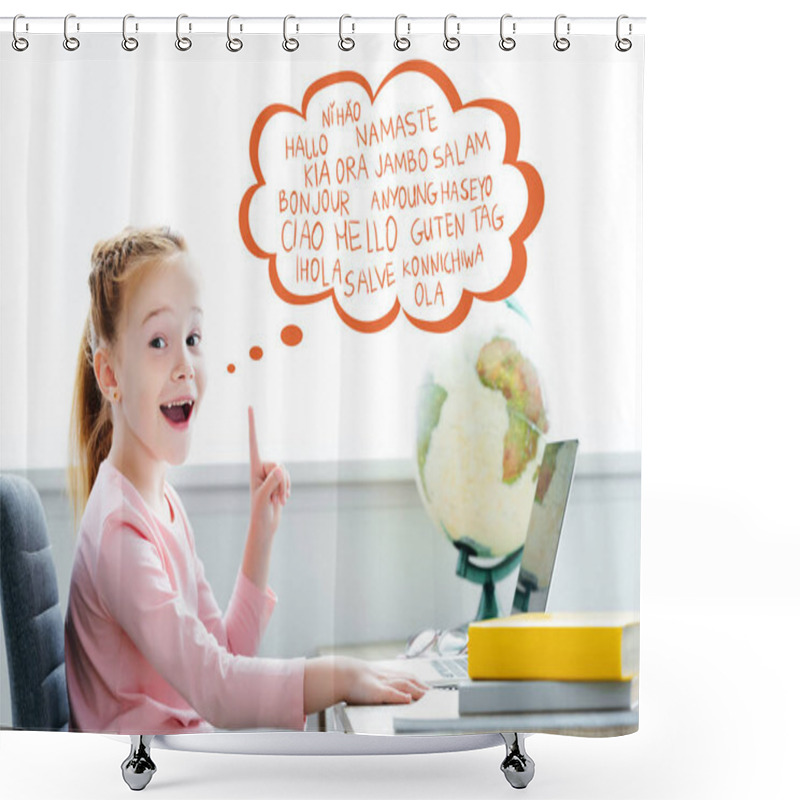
[467,612,640,681]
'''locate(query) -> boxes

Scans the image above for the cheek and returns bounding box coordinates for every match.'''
[195,362,208,402]
[135,359,169,408]
[120,360,148,400]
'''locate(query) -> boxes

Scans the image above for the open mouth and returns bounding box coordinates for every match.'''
[160,399,194,427]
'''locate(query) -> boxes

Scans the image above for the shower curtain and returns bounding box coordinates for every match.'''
[0,17,643,740]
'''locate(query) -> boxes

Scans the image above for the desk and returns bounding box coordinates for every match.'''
[319,643,638,738]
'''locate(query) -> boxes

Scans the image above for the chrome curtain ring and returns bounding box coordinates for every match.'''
[394,14,410,51]
[339,15,355,51]
[499,13,516,51]
[553,14,570,51]
[176,14,192,51]
[443,14,460,51]
[283,15,299,52]
[63,13,80,51]
[12,15,29,52]
[615,15,632,51]
[226,15,243,52]
[122,14,139,51]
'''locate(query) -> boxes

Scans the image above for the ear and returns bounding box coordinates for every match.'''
[93,346,119,402]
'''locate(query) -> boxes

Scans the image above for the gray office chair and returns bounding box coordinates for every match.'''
[0,474,156,790]
[0,474,69,731]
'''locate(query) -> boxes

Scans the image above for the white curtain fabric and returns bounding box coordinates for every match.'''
[0,25,643,735]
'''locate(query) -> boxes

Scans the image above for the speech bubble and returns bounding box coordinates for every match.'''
[240,60,544,333]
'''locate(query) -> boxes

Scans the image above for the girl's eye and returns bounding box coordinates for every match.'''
[149,336,167,349]
[187,333,202,347]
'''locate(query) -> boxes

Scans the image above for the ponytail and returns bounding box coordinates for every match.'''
[67,225,187,526]
[67,316,113,526]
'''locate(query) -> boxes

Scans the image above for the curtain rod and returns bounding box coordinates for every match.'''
[1,16,646,37]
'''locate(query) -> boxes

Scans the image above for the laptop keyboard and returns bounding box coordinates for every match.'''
[432,656,469,679]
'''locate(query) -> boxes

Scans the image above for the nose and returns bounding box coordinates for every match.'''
[172,357,195,382]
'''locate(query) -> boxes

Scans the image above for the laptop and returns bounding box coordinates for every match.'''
[381,439,580,688]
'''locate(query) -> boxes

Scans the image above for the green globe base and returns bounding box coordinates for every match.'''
[454,541,523,621]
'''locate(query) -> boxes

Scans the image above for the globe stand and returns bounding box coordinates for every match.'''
[454,541,523,621]
[513,572,540,613]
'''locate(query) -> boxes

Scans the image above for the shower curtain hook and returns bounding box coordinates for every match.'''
[553,14,570,51]
[122,15,139,51]
[226,15,243,52]
[339,15,355,51]
[175,14,192,51]
[283,15,299,51]
[499,14,516,51]
[12,15,29,52]
[615,15,632,51]
[394,15,410,51]
[443,14,460,51]
[63,13,80,51]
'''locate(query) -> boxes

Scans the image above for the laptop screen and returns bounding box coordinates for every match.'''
[512,439,579,615]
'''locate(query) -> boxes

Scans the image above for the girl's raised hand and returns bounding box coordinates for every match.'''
[248,405,290,541]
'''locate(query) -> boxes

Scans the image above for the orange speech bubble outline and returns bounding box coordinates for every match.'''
[239,60,544,334]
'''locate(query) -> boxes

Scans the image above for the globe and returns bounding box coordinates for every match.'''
[414,299,550,618]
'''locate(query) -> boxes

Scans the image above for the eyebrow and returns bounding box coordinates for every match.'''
[141,305,203,326]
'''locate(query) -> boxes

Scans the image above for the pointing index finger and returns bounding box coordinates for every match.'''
[248,405,261,476]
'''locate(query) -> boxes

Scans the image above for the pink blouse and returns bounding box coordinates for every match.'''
[64,459,305,734]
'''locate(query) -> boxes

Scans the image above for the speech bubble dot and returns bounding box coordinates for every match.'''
[227,363,236,374]
[281,325,303,346]
[249,346,264,361]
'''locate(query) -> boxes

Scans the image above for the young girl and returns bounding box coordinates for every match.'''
[65,226,426,734]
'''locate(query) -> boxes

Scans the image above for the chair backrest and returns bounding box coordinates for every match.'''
[0,474,69,731]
